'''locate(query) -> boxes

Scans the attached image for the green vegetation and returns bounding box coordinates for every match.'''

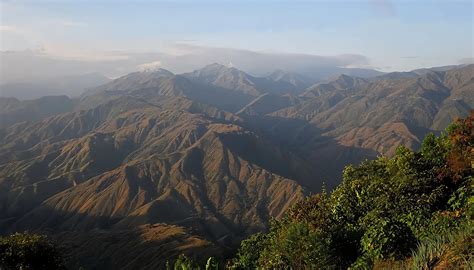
[166,255,219,270]
[411,224,473,270]
[231,112,473,269]
[0,232,65,270]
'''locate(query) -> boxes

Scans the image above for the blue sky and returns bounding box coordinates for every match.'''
[1,0,473,71]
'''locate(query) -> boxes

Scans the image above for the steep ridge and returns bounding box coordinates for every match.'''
[431,65,474,129]
[239,115,378,188]
[83,69,175,95]
[371,71,419,81]
[80,70,254,112]
[1,72,111,100]
[267,74,372,121]
[183,63,305,96]
[266,64,474,156]
[310,67,471,133]
[56,224,222,270]
[0,96,75,128]
[183,63,262,96]
[0,96,306,264]
[237,94,306,116]
[266,69,315,93]
[302,74,369,98]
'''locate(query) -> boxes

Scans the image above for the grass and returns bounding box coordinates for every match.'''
[411,224,473,270]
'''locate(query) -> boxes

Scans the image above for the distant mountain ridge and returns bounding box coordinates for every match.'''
[302,74,369,98]
[0,95,75,128]
[183,63,310,96]
[270,64,474,155]
[1,73,111,100]
[0,63,472,269]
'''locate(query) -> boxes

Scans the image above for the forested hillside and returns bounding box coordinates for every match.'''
[231,112,473,269]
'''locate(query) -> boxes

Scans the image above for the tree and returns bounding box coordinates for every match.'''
[231,232,267,269]
[0,232,65,270]
[232,112,474,269]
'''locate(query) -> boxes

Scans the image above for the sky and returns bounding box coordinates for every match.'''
[0,0,473,75]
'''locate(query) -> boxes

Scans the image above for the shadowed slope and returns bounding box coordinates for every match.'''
[0,96,306,265]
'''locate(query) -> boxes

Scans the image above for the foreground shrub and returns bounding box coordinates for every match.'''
[0,232,65,270]
[166,255,219,270]
[411,224,473,270]
[231,112,474,269]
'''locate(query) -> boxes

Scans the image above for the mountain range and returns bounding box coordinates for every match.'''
[0,73,111,100]
[0,63,472,269]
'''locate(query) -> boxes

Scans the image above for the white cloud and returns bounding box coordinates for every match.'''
[153,44,373,75]
[137,60,162,71]
[1,45,375,83]
[31,42,130,62]
[0,25,40,51]
[0,25,20,33]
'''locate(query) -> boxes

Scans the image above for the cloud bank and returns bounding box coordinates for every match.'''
[1,44,373,83]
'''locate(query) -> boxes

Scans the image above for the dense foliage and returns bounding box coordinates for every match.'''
[0,232,65,270]
[166,255,219,270]
[231,112,473,269]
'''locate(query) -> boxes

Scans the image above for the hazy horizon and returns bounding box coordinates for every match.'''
[1,0,473,83]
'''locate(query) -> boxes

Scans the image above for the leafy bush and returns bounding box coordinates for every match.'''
[257,221,334,269]
[361,218,416,260]
[0,232,65,270]
[231,232,267,269]
[231,111,474,269]
[166,255,219,270]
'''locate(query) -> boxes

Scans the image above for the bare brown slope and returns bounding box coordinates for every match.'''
[183,63,307,96]
[237,93,305,116]
[302,74,368,98]
[79,71,254,113]
[0,96,74,128]
[55,224,221,270]
[8,119,304,238]
[183,63,263,96]
[431,64,474,129]
[270,65,473,156]
[266,69,315,94]
[336,122,421,156]
[0,96,306,267]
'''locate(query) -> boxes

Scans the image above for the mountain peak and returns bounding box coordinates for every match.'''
[269,69,287,75]
[333,74,367,86]
[199,63,241,73]
[208,62,226,67]
[187,63,252,81]
[140,68,174,76]
[268,69,292,80]
[335,73,353,81]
